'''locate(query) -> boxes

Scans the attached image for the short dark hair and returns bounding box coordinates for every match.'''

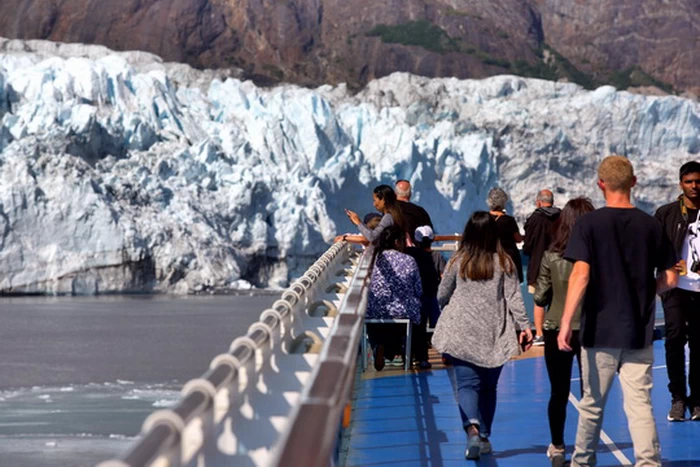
[680,161,700,180]
[366,225,406,281]
[363,212,382,225]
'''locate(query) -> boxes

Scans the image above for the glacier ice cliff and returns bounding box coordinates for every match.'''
[0,38,698,294]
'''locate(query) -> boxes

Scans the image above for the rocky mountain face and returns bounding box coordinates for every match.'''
[532,0,700,95]
[0,0,697,93]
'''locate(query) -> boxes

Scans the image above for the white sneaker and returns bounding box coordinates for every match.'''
[546,444,566,467]
[388,356,404,367]
[532,335,545,346]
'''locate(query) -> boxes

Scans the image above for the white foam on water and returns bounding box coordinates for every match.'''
[1,381,180,399]
[108,434,135,440]
[151,398,177,408]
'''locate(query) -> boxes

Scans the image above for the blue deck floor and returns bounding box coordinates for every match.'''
[345,341,699,466]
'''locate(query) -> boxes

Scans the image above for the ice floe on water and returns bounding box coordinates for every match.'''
[0,381,180,408]
[0,379,179,464]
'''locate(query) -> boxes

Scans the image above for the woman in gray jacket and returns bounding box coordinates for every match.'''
[534,197,594,467]
[432,211,532,460]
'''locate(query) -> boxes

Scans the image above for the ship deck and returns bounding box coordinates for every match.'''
[343,341,699,466]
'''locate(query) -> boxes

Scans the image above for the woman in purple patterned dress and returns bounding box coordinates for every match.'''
[366,224,422,370]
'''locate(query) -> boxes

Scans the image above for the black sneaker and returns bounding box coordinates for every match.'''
[667,399,686,421]
[374,344,385,371]
[691,406,700,421]
[465,435,481,460]
[418,360,432,370]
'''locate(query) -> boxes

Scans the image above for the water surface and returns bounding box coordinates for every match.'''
[0,294,276,467]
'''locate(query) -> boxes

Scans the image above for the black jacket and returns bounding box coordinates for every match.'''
[654,199,694,255]
[398,201,433,239]
[654,199,696,302]
[523,206,561,285]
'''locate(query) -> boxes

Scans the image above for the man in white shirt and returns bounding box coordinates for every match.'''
[655,160,700,421]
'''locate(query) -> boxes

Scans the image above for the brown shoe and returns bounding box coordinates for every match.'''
[691,406,700,421]
[667,399,686,422]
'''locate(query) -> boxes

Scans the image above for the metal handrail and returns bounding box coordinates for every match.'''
[123,424,178,467]
[97,237,459,467]
[269,250,371,467]
[97,241,353,467]
[269,237,462,466]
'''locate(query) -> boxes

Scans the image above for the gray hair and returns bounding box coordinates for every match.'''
[536,191,554,205]
[487,187,508,211]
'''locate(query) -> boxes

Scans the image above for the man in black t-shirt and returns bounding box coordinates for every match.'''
[654,160,700,422]
[394,180,434,240]
[558,156,678,467]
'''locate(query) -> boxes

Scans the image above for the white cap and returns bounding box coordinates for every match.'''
[414,225,434,243]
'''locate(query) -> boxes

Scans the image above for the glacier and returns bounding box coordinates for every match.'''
[0,38,698,294]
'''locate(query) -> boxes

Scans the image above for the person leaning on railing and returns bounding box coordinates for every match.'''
[334,213,381,245]
[344,184,407,247]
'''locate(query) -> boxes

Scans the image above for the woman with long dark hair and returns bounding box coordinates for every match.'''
[345,184,406,244]
[534,197,595,467]
[432,211,532,460]
[365,224,422,370]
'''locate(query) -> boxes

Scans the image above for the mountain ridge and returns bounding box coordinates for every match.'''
[0,0,697,94]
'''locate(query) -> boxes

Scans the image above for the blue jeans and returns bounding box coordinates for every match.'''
[449,356,503,438]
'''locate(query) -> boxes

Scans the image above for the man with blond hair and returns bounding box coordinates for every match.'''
[558,155,678,467]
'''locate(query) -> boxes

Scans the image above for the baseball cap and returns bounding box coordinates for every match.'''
[414,225,434,243]
[363,212,382,224]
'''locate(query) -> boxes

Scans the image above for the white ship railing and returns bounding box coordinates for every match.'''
[97,236,461,467]
[97,241,364,467]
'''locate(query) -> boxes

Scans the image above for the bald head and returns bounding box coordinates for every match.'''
[395,180,412,201]
[536,189,554,207]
